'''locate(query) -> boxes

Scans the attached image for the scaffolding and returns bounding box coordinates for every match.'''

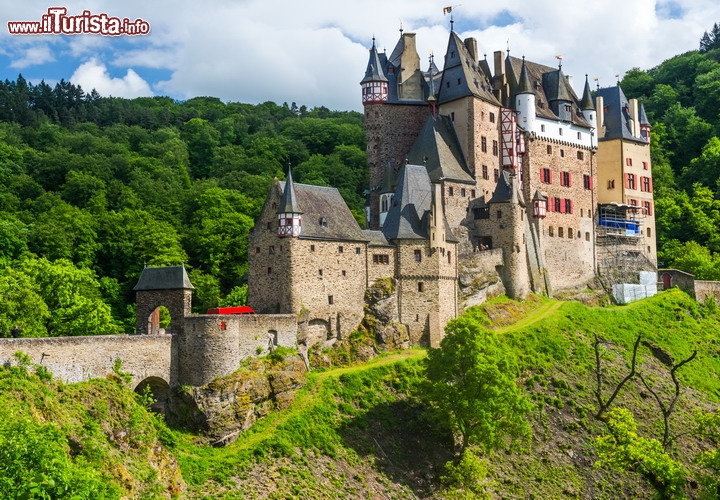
[595,203,656,287]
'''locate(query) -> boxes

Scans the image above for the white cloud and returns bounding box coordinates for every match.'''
[10,44,55,69]
[2,0,720,109]
[70,58,154,98]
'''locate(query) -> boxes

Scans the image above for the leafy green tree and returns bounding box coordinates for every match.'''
[0,214,29,262]
[26,195,100,268]
[595,407,686,499]
[220,284,249,307]
[23,257,122,336]
[695,410,720,496]
[0,417,120,499]
[182,117,220,178]
[425,315,532,452]
[0,266,49,337]
[440,448,493,499]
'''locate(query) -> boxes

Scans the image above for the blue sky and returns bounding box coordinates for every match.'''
[1,1,719,111]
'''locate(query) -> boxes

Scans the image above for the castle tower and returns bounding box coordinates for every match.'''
[487,171,531,299]
[277,167,302,238]
[362,32,432,229]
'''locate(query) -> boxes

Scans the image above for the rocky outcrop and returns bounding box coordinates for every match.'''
[362,278,410,350]
[173,355,306,446]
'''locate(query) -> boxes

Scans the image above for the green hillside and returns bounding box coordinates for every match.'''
[3,289,718,498]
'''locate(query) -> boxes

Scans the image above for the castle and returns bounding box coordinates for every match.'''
[247,28,657,348]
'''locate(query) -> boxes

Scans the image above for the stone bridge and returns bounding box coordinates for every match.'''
[0,266,299,403]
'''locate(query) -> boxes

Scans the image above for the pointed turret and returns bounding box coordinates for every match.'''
[639,102,651,143]
[361,38,389,104]
[277,168,302,238]
[515,57,536,132]
[580,75,597,139]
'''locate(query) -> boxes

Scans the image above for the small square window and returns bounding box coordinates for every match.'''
[338,246,344,253]
[418,282,425,292]
[310,244,315,252]
[328,295,334,305]
[355,247,361,254]
[414,249,422,262]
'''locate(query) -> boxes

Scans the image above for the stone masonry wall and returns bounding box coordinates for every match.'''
[179,313,298,387]
[364,102,431,229]
[0,335,174,388]
[289,238,367,340]
[395,239,458,346]
[524,137,595,290]
[247,183,293,314]
[136,289,192,335]
[367,246,395,285]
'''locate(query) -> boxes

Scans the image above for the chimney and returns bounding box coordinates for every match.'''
[464,38,478,63]
[629,98,640,137]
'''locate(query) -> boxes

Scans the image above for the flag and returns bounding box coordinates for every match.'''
[555,55,563,61]
[593,77,599,81]
[443,6,453,15]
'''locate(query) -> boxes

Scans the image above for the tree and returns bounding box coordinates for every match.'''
[700,22,720,53]
[595,407,686,498]
[424,316,532,452]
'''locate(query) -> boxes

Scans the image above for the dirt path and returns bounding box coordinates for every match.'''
[496,300,565,334]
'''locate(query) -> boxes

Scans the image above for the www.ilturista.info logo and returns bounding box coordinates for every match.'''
[7,7,150,36]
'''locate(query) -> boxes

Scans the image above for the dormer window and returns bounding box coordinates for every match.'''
[319,217,328,227]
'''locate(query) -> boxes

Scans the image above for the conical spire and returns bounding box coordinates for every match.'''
[580,74,594,111]
[517,57,533,95]
[278,167,302,214]
[360,37,388,84]
[638,102,650,126]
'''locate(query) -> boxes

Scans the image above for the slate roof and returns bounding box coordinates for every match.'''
[437,32,500,106]
[382,165,432,240]
[277,168,302,214]
[363,230,391,247]
[505,55,591,129]
[595,85,645,143]
[361,41,388,84]
[133,265,194,291]
[382,164,456,243]
[278,181,368,242]
[488,170,524,205]
[406,114,474,184]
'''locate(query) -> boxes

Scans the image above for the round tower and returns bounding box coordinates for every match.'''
[515,57,536,132]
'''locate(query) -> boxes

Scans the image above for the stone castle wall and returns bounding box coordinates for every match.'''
[524,137,596,289]
[0,335,174,388]
[247,186,293,314]
[178,314,297,387]
[367,245,395,285]
[394,239,457,346]
[364,102,431,229]
[288,238,367,340]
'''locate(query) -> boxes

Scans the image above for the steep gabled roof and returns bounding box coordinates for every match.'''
[406,114,474,184]
[382,164,433,240]
[505,55,591,128]
[278,181,368,242]
[133,265,194,291]
[595,85,645,143]
[437,32,500,106]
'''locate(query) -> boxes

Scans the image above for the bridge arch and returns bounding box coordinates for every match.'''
[134,376,170,415]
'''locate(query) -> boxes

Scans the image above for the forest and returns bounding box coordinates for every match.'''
[1,26,720,337]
